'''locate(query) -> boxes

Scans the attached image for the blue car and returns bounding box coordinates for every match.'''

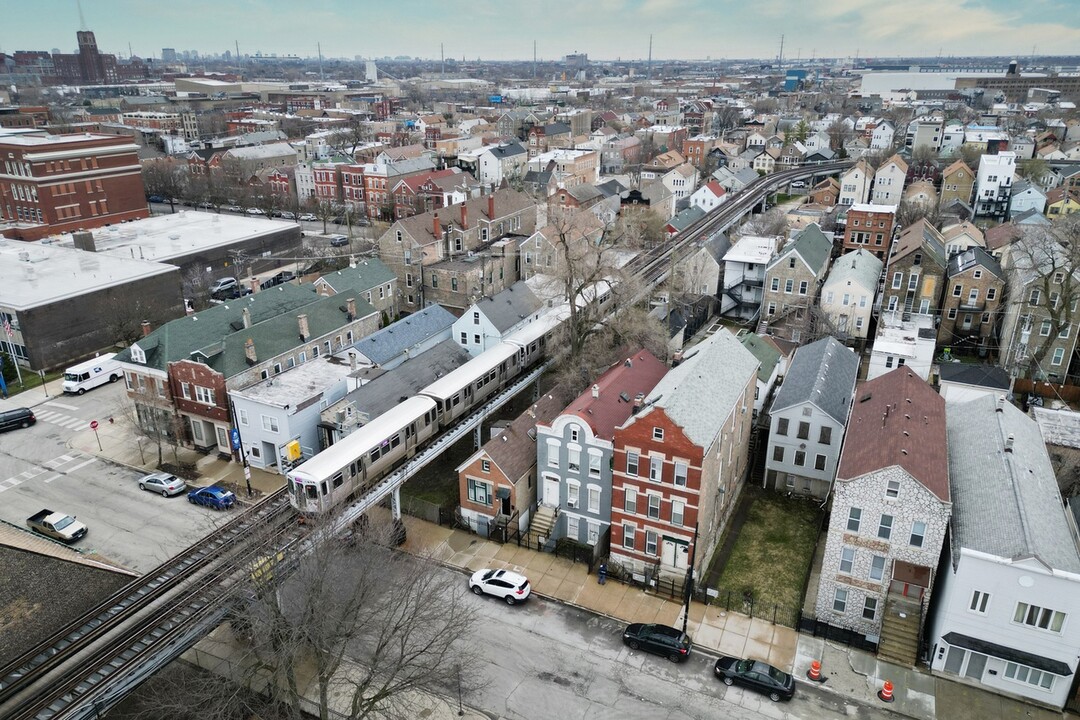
[187,485,236,510]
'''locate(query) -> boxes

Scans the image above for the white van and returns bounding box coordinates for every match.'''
[62,353,122,395]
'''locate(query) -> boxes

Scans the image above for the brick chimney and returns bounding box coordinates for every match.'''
[244,338,257,365]
[349,351,357,371]
[298,314,310,341]
[488,193,495,219]
[141,320,152,337]
[346,297,356,320]
[433,212,441,239]
[250,276,259,294]
[460,202,468,229]
[242,308,251,328]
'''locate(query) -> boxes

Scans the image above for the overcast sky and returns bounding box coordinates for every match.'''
[4,0,1080,63]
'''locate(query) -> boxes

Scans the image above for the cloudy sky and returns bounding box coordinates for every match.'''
[4,0,1080,62]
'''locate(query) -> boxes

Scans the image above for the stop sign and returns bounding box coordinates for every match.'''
[90,420,99,431]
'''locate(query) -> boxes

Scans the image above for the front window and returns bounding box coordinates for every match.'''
[839,546,855,573]
[776,418,789,436]
[674,461,687,486]
[833,588,848,613]
[588,486,600,514]
[624,488,637,514]
[847,507,862,532]
[819,426,832,445]
[195,386,215,405]
[671,500,684,526]
[886,479,900,498]
[869,555,886,581]
[878,514,893,540]
[589,453,601,478]
[567,482,580,508]
[647,494,661,519]
[468,478,491,506]
[910,520,926,547]
[862,597,878,621]
[626,451,639,476]
[649,456,662,482]
[970,590,990,614]
[645,530,658,556]
[262,415,278,433]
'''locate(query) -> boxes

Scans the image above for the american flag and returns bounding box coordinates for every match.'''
[2,320,11,339]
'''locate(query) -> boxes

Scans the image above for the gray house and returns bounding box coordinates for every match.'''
[335,304,455,374]
[533,349,668,554]
[451,281,546,357]
[765,336,860,499]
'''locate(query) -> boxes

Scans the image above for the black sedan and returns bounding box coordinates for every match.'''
[622,623,692,663]
[714,657,795,702]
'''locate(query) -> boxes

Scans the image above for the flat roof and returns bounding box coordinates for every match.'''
[48,211,298,263]
[234,357,352,407]
[0,239,176,311]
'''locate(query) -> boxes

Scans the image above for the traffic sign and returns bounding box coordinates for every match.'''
[90,420,99,431]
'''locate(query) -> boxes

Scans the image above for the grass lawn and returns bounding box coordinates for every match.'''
[711,490,821,616]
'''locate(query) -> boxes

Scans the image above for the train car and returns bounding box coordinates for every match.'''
[287,396,438,513]
[503,310,563,368]
[419,341,521,427]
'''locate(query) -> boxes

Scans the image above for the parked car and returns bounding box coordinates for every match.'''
[188,485,236,510]
[0,407,36,432]
[138,472,187,497]
[198,202,215,210]
[622,623,692,663]
[246,207,265,216]
[328,234,349,247]
[147,194,166,203]
[469,568,531,605]
[210,277,238,295]
[26,509,87,543]
[789,180,807,189]
[280,211,296,220]
[298,213,317,222]
[714,657,795,702]
[224,205,243,213]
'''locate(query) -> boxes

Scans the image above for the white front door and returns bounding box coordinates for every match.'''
[661,538,689,570]
[543,476,560,507]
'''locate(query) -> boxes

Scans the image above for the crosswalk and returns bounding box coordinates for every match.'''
[34,409,92,431]
[0,452,97,493]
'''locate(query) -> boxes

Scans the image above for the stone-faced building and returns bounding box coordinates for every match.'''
[116,285,379,457]
[764,337,860,499]
[937,247,1004,354]
[820,249,883,342]
[761,224,833,342]
[883,220,948,317]
[609,330,759,579]
[533,350,668,556]
[815,368,951,664]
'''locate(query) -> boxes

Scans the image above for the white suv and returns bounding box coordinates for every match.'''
[209,277,238,295]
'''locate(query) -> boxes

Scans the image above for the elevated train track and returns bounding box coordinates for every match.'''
[2,159,851,720]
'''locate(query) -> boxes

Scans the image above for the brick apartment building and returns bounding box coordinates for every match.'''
[842,203,897,259]
[0,131,149,241]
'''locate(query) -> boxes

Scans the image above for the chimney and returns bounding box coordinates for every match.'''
[346,297,357,320]
[72,230,96,252]
[996,396,1005,413]
[460,202,468,229]
[1005,434,1015,453]
[348,351,357,372]
[488,193,495,219]
[250,276,259,294]
[242,308,251,329]
[592,384,600,398]
[141,320,152,337]
[633,392,645,413]
[433,212,441,238]
[244,338,257,365]
[298,314,310,341]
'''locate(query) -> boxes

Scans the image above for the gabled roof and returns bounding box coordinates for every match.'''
[472,384,577,483]
[700,180,726,198]
[477,282,545,333]
[343,339,470,421]
[387,188,536,244]
[942,159,974,178]
[1012,208,1051,226]
[880,153,909,174]
[771,337,859,425]
[640,329,759,447]
[838,368,949,502]
[769,223,831,275]
[315,259,397,296]
[891,219,946,267]
[558,349,668,440]
[666,206,706,232]
[947,246,1003,280]
[940,221,984,246]
[483,141,527,159]
[535,122,571,136]
[739,332,782,383]
[947,396,1080,572]
[346,305,455,365]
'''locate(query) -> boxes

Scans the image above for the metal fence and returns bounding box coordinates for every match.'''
[797,613,879,653]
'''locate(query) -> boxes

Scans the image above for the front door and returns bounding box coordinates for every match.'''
[543,476,560,507]
[964,652,988,680]
[500,492,511,516]
[661,538,689,570]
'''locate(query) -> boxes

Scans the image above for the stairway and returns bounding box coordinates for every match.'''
[526,505,557,549]
[877,596,921,667]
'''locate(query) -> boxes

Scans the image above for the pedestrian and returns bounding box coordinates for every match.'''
[598,562,607,585]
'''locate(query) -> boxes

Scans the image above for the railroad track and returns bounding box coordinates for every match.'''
[0,489,300,720]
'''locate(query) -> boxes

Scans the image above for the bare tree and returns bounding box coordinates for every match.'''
[741,207,788,237]
[895,199,942,230]
[957,144,984,172]
[910,144,938,166]
[115,381,183,469]
[826,119,853,153]
[1017,158,1050,185]
[1005,216,1080,378]
[616,209,665,251]
[307,197,340,235]
[142,159,188,213]
[710,105,742,137]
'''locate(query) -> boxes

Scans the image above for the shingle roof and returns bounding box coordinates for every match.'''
[643,329,760,447]
[946,246,1002,280]
[891,219,946,267]
[477,282,545,333]
[771,223,832,275]
[559,349,668,440]
[666,206,706,232]
[346,305,456,365]
[947,396,1080,572]
[771,336,859,424]
[739,332,782,383]
[315,259,398,296]
[937,363,1010,390]
[838,368,949,502]
[480,384,577,483]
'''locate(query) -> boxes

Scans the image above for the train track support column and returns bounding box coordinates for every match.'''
[391,486,402,520]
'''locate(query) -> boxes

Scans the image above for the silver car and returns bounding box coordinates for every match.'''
[138,472,187,497]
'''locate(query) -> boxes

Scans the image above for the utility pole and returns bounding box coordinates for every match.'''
[318,42,324,82]
[778,34,784,70]
[533,40,537,79]
[647,34,653,80]
[441,43,445,77]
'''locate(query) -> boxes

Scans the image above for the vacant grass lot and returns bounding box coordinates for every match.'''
[711,490,821,617]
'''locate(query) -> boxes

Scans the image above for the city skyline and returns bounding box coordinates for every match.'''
[3,0,1080,65]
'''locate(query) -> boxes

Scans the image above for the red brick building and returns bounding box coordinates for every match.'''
[842,203,897,259]
[391,168,460,219]
[0,131,149,241]
[609,330,759,579]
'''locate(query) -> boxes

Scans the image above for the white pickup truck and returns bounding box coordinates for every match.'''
[27,509,88,543]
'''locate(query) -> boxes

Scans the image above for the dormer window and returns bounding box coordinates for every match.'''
[130,345,146,364]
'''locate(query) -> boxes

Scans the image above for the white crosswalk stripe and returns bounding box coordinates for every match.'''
[34,410,88,430]
[0,452,96,493]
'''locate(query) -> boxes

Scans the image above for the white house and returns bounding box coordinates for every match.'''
[230,360,352,473]
[294,161,316,201]
[870,121,896,150]
[839,160,875,206]
[940,222,986,258]
[721,235,778,320]
[477,141,528,187]
[689,180,727,213]
[867,310,936,381]
[871,155,908,205]
[1008,179,1047,218]
[820,249,883,341]
[975,151,1017,220]
[452,281,546,357]
[929,396,1080,709]
[661,163,699,201]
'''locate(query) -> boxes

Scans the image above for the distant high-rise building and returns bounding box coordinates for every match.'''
[162,47,177,63]
[49,29,119,84]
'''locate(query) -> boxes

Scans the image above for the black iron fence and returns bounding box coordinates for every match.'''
[798,613,879,653]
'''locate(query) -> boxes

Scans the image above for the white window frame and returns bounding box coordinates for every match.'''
[839,546,855,574]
